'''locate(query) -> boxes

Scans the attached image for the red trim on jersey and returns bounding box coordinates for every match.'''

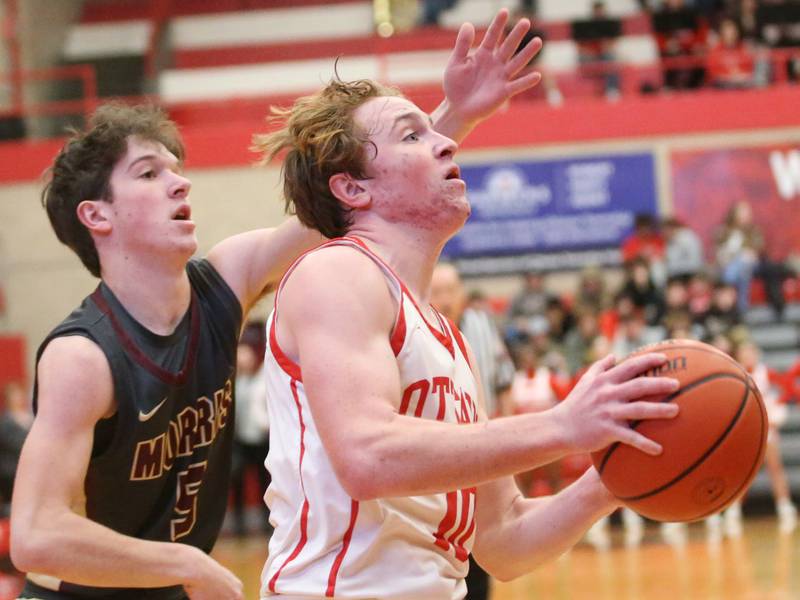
[446,316,474,375]
[454,488,476,562]
[269,379,310,592]
[345,237,455,357]
[389,294,407,356]
[326,499,360,597]
[90,287,200,385]
[433,491,459,553]
[268,313,302,381]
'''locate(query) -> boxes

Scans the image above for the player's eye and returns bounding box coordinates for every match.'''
[139,170,156,179]
[403,131,419,142]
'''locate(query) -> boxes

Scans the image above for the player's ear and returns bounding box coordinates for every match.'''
[329,172,371,210]
[76,199,113,235]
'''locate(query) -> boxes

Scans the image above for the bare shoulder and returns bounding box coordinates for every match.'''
[281,245,396,329]
[285,244,392,299]
[37,335,115,425]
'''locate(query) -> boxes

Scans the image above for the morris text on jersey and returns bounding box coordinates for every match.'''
[130,379,233,481]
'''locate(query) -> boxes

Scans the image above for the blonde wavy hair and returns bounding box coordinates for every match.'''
[253,77,402,238]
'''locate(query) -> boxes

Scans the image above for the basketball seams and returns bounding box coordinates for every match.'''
[691,393,767,520]
[617,382,751,503]
[596,372,751,474]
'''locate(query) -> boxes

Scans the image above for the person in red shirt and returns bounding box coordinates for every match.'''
[707,17,756,88]
[621,214,666,287]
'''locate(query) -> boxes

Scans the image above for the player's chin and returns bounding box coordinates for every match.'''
[175,234,199,256]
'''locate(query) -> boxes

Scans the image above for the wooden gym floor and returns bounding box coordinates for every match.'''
[212,515,800,600]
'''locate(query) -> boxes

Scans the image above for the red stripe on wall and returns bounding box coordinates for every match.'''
[5,86,800,184]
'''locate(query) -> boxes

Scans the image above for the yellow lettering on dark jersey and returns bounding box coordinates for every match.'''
[131,435,166,480]
[130,379,232,482]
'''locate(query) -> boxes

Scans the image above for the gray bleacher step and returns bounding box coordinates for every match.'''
[763,349,798,371]
[784,303,800,322]
[745,302,800,326]
[783,406,800,429]
[748,466,800,499]
[745,305,779,325]
[749,323,800,349]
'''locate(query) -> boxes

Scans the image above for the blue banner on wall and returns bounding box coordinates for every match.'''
[442,153,658,263]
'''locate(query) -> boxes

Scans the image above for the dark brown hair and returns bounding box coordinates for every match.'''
[42,103,184,277]
[252,78,401,238]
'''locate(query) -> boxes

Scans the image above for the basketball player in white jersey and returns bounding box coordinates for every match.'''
[9,10,546,600]
[255,13,681,600]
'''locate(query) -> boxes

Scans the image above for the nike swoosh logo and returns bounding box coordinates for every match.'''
[138,397,169,422]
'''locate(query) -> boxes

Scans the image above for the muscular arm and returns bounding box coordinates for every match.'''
[473,469,619,581]
[278,247,678,500]
[455,342,619,579]
[206,216,324,315]
[10,337,240,598]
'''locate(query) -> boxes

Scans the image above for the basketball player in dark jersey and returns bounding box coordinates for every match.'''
[8,9,546,599]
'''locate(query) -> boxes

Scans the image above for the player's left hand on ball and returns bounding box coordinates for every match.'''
[553,353,680,456]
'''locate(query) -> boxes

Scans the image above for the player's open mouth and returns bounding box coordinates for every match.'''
[172,205,192,221]
[445,166,461,180]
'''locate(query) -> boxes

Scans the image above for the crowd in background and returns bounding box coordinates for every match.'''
[433,201,799,549]
[420,0,800,99]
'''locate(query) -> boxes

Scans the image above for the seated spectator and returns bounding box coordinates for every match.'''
[619,257,666,326]
[599,291,636,341]
[687,270,714,323]
[611,310,665,358]
[704,281,741,338]
[509,343,562,498]
[663,217,704,282]
[734,0,773,85]
[621,213,666,286]
[507,271,557,342]
[654,0,709,90]
[544,296,574,346]
[664,309,701,340]
[575,1,621,100]
[510,343,559,415]
[706,17,757,88]
[576,265,608,311]
[664,276,690,313]
[418,0,458,26]
[715,200,788,317]
[562,306,604,373]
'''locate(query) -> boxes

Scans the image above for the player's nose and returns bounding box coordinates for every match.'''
[434,131,458,160]
[170,172,192,198]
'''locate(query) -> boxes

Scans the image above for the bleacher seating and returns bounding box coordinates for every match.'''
[64,0,666,123]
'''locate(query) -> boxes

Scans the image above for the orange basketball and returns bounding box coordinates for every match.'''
[591,339,769,522]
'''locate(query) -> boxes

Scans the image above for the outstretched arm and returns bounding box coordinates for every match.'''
[207,217,324,316]
[432,8,543,143]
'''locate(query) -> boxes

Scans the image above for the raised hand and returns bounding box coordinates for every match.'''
[553,353,681,456]
[442,8,543,129]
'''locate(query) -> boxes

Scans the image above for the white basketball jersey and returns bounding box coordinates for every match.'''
[261,237,480,600]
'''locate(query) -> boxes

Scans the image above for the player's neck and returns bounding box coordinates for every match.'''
[349,226,444,307]
[100,257,192,336]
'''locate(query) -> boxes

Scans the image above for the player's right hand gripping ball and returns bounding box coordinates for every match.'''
[591,339,768,522]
